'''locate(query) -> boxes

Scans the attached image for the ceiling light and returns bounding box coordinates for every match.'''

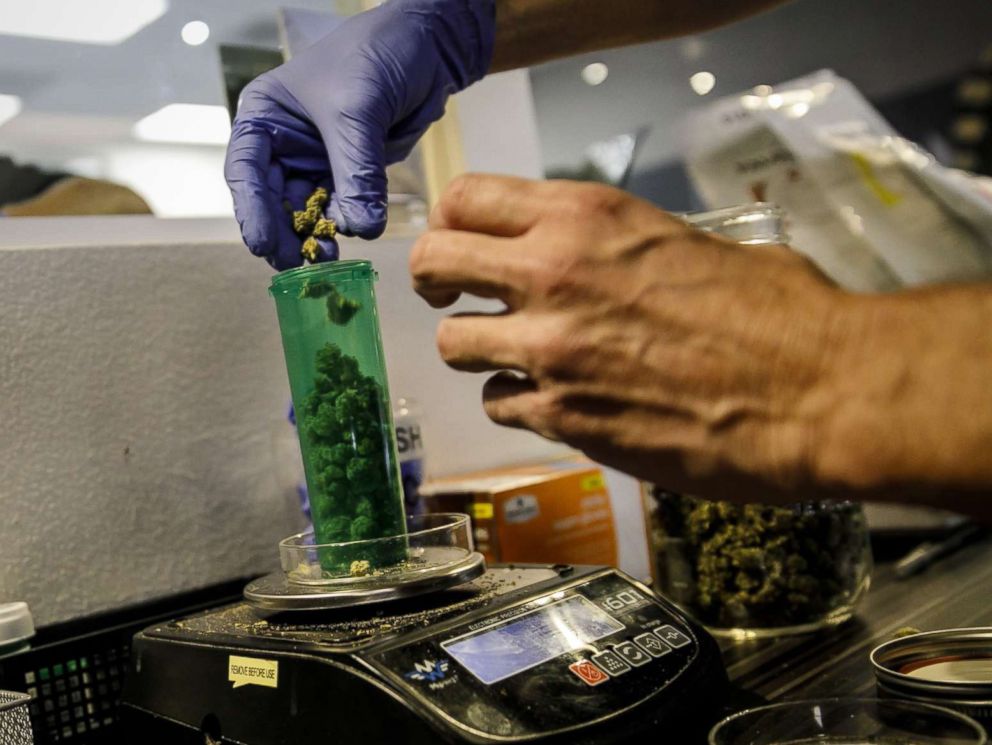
[0,94,22,128]
[133,104,231,146]
[689,71,716,96]
[181,20,210,46]
[0,0,167,45]
[581,63,609,86]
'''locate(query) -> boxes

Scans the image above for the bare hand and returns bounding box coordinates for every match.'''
[410,174,853,501]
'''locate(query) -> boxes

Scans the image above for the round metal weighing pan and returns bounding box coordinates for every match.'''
[871,627,992,724]
[245,551,487,611]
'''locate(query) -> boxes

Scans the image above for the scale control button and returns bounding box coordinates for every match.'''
[613,642,651,667]
[568,659,609,686]
[591,650,631,676]
[655,625,692,649]
[633,633,672,658]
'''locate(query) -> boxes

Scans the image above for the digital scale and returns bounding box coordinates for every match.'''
[121,517,729,744]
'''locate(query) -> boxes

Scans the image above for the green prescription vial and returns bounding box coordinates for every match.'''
[269,261,406,574]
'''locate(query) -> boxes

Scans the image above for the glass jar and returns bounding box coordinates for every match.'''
[684,202,788,245]
[645,489,871,637]
[269,261,406,575]
[708,698,986,745]
[642,203,872,638]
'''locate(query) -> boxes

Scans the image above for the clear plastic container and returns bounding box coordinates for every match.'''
[270,261,406,575]
[709,698,987,744]
[280,512,474,586]
[394,397,427,515]
[643,203,872,638]
[0,604,33,658]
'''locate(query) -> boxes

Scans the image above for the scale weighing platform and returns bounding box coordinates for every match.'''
[122,564,728,744]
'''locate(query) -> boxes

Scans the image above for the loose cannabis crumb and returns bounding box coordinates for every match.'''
[649,490,869,628]
[350,560,372,577]
[893,626,922,639]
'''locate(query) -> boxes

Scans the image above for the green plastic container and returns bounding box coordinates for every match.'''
[269,261,406,575]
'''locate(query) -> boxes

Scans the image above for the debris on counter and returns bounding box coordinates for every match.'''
[893,626,923,639]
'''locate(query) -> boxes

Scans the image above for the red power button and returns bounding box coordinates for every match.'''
[568,660,609,686]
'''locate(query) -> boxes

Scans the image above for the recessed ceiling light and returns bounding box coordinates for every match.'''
[0,94,22,128]
[133,104,231,146]
[0,0,167,45]
[581,63,609,86]
[689,71,716,96]
[181,20,210,46]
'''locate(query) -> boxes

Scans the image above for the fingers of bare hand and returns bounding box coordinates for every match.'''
[429,173,546,236]
[483,372,636,448]
[436,314,527,373]
[410,229,524,308]
[480,372,562,439]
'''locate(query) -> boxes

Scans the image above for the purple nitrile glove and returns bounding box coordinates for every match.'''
[224,0,496,270]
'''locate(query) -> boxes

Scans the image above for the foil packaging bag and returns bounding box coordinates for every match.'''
[681,69,992,291]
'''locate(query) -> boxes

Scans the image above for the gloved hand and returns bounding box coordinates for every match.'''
[224,0,496,269]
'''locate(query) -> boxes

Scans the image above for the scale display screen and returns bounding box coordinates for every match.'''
[442,595,625,684]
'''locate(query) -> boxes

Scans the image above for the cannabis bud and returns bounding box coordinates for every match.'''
[291,187,338,263]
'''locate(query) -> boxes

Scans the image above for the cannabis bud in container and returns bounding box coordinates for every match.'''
[269,260,407,576]
[643,489,872,638]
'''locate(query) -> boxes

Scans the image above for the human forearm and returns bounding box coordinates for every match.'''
[814,284,992,520]
[491,0,789,71]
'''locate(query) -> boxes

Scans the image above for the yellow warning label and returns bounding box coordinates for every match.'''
[580,474,606,491]
[849,152,903,207]
[471,502,494,520]
[228,655,278,689]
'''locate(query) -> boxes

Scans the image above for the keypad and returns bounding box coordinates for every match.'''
[22,643,129,742]
[654,625,692,649]
[633,632,672,658]
[613,641,651,667]
[564,619,693,688]
[590,649,631,676]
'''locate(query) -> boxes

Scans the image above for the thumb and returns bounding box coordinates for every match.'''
[323,111,389,240]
